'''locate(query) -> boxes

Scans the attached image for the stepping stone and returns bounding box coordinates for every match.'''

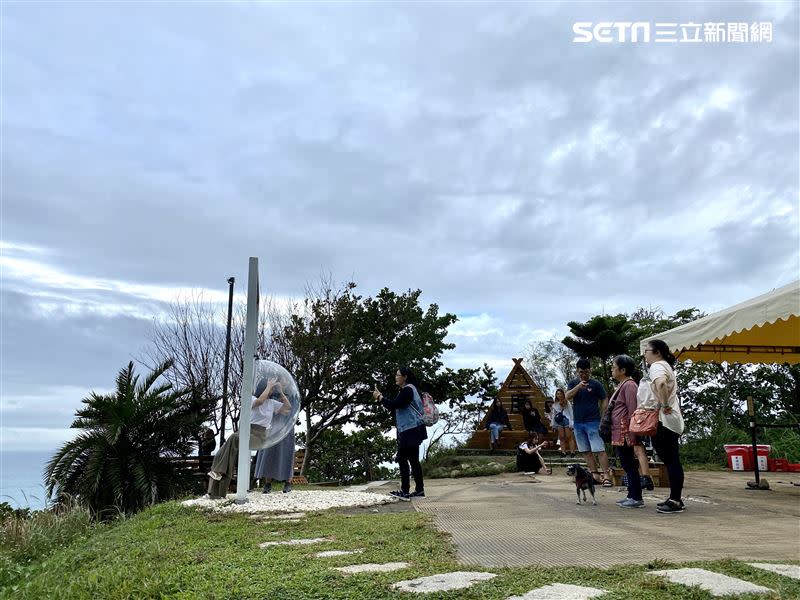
[335,561,410,574]
[249,512,306,520]
[650,568,772,596]
[747,563,800,580]
[392,571,496,593]
[259,537,330,548]
[508,583,607,599]
[315,549,364,558]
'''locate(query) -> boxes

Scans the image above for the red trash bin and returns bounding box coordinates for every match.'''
[724,444,770,471]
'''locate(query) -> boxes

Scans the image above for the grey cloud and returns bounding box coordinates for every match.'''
[1,2,798,449]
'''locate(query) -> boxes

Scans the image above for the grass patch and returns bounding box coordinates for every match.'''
[424,454,517,479]
[1,498,798,599]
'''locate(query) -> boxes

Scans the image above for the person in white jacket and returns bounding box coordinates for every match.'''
[550,389,576,457]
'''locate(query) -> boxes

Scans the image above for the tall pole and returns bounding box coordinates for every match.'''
[219,277,235,446]
[236,258,259,503]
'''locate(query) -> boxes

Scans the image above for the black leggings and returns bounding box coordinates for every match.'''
[652,422,684,501]
[616,444,642,501]
[398,444,424,494]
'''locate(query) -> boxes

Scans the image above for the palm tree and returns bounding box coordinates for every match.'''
[45,360,207,518]
[562,314,638,390]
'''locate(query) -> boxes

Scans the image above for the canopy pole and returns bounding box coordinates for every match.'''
[745,396,769,491]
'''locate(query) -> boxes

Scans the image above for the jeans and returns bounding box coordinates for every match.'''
[573,421,605,453]
[616,444,642,501]
[652,422,684,501]
[397,444,424,494]
[487,422,505,442]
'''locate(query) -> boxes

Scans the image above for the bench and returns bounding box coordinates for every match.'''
[611,462,669,488]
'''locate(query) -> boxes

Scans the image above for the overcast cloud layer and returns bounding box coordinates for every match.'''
[2,2,798,453]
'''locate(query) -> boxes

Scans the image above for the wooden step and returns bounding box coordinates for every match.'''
[465,429,558,450]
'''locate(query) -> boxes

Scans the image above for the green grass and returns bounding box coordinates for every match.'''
[2,500,798,599]
[424,454,517,479]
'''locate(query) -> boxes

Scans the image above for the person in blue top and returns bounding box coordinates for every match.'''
[373,366,428,501]
[565,358,612,486]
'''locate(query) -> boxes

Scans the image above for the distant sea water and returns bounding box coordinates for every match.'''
[1,450,53,510]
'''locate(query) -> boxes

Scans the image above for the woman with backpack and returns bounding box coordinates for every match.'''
[373,366,427,501]
[552,389,577,458]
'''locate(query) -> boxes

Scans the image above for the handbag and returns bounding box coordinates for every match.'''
[554,412,568,427]
[628,407,659,437]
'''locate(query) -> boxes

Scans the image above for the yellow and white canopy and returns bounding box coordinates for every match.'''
[640,280,800,364]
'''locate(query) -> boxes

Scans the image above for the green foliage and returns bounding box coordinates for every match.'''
[302,427,397,484]
[3,500,798,599]
[279,281,494,471]
[424,455,514,479]
[45,360,206,519]
[562,314,638,389]
[524,339,578,397]
[423,363,499,458]
[0,498,96,587]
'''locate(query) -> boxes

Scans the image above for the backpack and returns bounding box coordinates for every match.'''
[409,386,439,426]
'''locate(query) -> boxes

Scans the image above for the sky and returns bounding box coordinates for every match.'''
[1,1,798,454]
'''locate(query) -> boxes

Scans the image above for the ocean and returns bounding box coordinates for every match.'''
[1,450,53,510]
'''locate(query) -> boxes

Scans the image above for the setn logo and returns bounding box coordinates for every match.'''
[573,22,651,43]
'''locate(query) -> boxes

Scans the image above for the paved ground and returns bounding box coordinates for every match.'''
[407,469,800,568]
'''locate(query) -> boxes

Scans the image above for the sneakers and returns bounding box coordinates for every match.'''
[282,483,292,494]
[389,490,411,502]
[208,471,222,481]
[657,499,685,513]
[618,498,645,509]
[616,496,630,505]
[641,475,655,491]
[408,490,425,498]
[262,483,272,494]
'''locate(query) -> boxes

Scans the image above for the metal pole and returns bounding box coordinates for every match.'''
[236,258,259,503]
[748,396,760,487]
[220,277,235,446]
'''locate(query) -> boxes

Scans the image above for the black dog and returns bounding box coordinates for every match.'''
[566,463,597,506]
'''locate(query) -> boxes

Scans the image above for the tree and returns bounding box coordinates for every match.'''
[144,294,224,444]
[144,292,293,447]
[45,360,204,518]
[562,314,637,390]
[422,364,499,460]
[524,339,578,397]
[279,282,460,474]
[302,427,397,484]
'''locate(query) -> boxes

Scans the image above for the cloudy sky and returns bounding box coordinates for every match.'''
[2,1,798,454]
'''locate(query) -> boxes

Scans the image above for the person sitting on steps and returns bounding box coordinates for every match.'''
[485,397,511,451]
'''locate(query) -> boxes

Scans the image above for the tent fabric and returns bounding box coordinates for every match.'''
[639,280,800,364]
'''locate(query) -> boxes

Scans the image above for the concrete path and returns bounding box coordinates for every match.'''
[411,469,800,567]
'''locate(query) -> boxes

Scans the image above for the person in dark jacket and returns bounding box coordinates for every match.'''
[373,366,427,501]
[521,400,547,435]
[485,397,511,450]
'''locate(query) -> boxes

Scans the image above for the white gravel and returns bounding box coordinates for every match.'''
[181,490,397,514]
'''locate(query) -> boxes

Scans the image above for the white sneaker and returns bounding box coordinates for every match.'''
[208,471,222,481]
